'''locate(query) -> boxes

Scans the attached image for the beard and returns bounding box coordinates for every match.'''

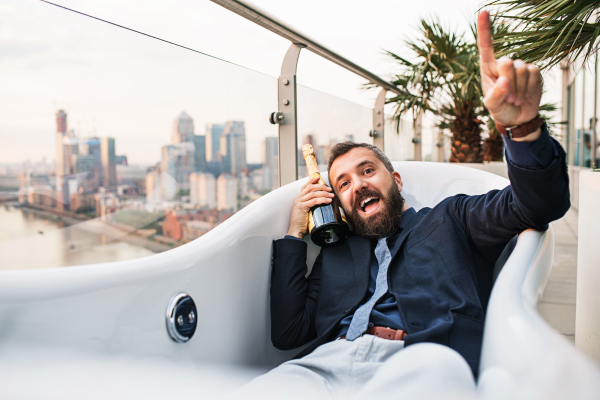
[347,181,405,240]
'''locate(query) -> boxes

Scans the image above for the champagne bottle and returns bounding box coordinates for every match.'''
[302,144,349,247]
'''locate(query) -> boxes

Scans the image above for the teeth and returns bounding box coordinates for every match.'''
[360,197,377,208]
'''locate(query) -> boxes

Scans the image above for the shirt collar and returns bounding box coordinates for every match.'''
[398,206,416,229]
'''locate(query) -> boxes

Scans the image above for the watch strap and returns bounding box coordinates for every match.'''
[496,115,545,139]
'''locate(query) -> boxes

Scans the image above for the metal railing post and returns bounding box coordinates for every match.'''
[370,88,386,151]
[277,44,303,186]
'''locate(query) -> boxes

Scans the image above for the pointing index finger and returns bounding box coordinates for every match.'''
[477,11,497,67]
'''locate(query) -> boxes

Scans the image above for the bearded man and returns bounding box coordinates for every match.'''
[233,11,570,400]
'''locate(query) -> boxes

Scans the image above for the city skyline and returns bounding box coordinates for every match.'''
[0,0,411,166]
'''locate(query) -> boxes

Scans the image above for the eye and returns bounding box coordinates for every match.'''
[363,168,374,175]
[339,181,348,189]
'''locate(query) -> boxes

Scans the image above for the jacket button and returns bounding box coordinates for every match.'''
[344,309,350,313]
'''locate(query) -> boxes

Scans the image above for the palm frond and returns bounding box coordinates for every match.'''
[482,0,600,69]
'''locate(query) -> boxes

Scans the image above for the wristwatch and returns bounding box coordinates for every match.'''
[496,115,545,139]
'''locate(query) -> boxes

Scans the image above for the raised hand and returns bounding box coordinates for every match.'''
[477,11,543,129]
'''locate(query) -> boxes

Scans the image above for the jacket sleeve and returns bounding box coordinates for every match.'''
[270,238,322,350]
[451,135,570,250]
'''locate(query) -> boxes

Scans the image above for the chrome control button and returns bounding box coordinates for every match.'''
[166,293,198,343]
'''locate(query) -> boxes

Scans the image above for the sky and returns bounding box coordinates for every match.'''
[0,0,562,166]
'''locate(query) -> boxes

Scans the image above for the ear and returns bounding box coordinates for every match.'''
[392,171,403,192]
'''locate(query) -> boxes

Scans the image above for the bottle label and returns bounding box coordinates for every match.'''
[339,207,348,224]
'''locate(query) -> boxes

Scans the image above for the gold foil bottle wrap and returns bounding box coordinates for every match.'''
[302,144,325,185]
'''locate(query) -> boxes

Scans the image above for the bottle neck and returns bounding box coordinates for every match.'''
[304,154,320,176]
[304,154,326,185]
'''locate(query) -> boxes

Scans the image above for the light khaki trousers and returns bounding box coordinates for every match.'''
[232,335,478,400]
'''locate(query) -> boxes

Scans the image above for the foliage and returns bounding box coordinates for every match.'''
[377,16,560,163]
[376,19,488,162]
[75,205,95,214]
[111,209,165,229]
[482,0,600,69]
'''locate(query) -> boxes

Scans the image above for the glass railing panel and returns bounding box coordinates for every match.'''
[573,70,586,166]
[296,85,372,178]
[0,0,278,269]
[582,67,596,167]
[383,114,416,162]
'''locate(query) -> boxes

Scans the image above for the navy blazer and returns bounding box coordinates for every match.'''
[270,139,570,376]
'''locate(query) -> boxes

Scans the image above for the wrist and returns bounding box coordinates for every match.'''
[511,126,542,142]
[496,115,544,141]
[286,230,304,240]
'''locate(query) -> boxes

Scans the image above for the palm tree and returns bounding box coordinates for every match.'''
[382,19,486,162]
[483,0,600,69]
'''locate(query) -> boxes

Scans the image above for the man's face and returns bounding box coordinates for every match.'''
[329,148,405,239]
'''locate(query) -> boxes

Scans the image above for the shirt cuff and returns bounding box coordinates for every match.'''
[284,235,304,241]
[503,122,558,169]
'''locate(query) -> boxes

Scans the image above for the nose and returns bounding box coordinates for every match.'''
[354,176,369,193]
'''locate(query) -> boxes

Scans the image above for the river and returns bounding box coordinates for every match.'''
[0,204,158,270]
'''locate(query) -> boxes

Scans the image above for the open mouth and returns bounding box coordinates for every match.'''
[358,197,381,215]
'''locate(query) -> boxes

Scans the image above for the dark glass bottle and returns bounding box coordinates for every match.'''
[302,144,349,247]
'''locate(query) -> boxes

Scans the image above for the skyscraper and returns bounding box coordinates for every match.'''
[55,110,69,210]
[101,137,117,188]
[205,123,225,163]
[219,121,246,176]
[160,112,196,189]
[262,137,279,190]
[172,111,194,144]
[217,174,237,212]
[193,135,207,172]
[190,172,216,209]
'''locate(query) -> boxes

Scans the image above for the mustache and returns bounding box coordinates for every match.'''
[352,188,384,209]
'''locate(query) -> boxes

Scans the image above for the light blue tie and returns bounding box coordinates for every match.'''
[345,237,392,341]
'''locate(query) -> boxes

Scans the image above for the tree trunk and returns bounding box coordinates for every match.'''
[483,130,504,162]
[449,105,483,163]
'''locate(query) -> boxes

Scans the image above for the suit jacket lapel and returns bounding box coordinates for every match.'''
[347,235,372,296]
[389,211,425,259]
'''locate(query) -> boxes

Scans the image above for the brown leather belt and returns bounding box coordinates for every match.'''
[340,326,406,341]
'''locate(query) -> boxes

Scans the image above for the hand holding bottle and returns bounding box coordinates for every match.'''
[287,176,334,239]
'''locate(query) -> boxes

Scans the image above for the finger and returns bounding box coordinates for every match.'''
[300,176,321,191]
[299,190,335,203]
[497,57,516,103]
[304,197,333,209]
[526,64,541,98]
[477,11,497,74]
[301,183,332,196]
[513,60,528,106]
[484,76,510,112]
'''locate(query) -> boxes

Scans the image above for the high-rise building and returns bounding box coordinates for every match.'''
[217,174,237,212]
[205,123,225,163]
[80,138,102,190]
[161,142,195,189]
[190,172,217,209]
[189,172,199,204]
[262,137,279,190]
[193,135,207,172]
[71,154,96,193]
[172,111,194,144]
[316,145,328,168]
[146,169,160,203]
[55,110,69,210]
[63,137,79,175]
[160,112,197,190]
[263,137,278,168]
[101,137,117,188]
[219,121,246,176]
